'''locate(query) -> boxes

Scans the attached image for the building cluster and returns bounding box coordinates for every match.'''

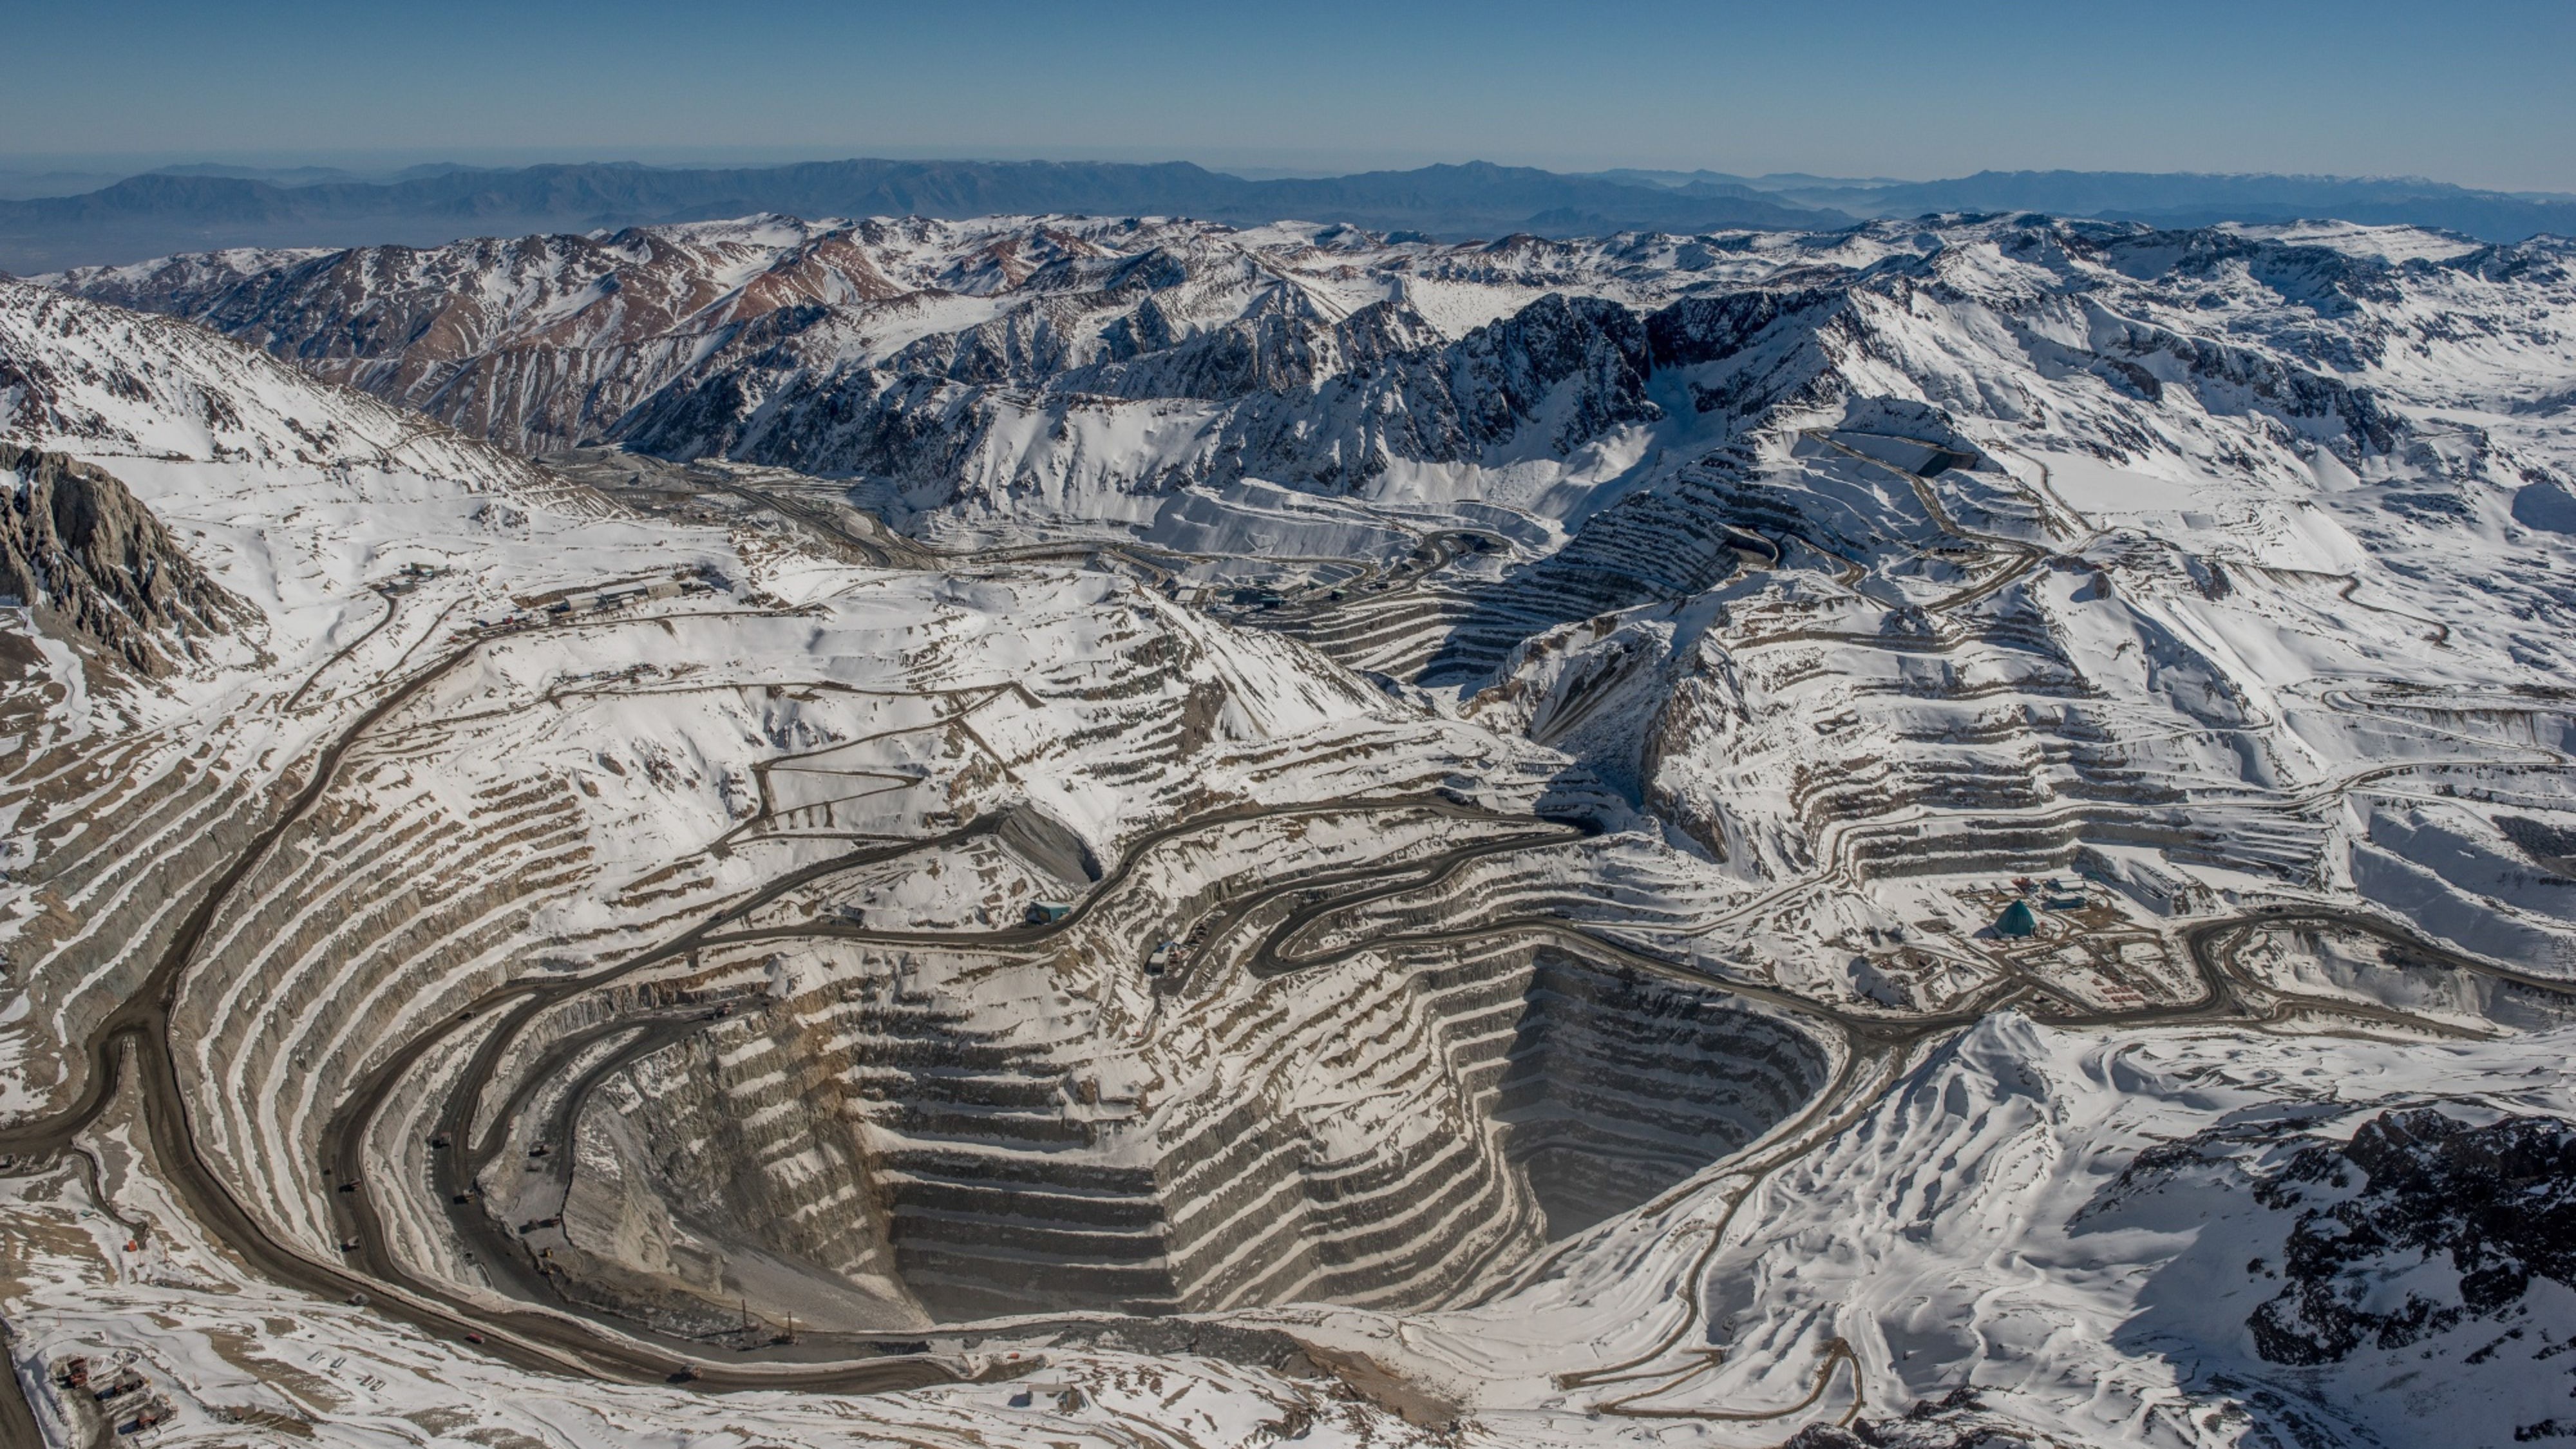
[460,569,728,637]
[1993,875,2096,937]
[377,561,450,596]
[52,1353,171,1436]
[550,577,693,615]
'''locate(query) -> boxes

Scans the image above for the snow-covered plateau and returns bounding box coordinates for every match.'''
[3,207,2576,1447]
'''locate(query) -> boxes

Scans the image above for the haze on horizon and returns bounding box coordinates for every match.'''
[9,0,2575,194]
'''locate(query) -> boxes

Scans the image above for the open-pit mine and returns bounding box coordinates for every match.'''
[8,212,2576,1449]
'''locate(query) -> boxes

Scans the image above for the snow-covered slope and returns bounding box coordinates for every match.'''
[0,278,580,498]
[1458,1012,2576,1448]
[0,279,735,1112]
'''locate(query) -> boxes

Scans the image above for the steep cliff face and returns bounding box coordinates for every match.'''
[0,442,251,673]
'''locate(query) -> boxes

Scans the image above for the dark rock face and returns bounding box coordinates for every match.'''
[2249,1108,2576,1365]
[0,441,252,673]
[2498,815,2576,878]
[2513,480,2576,535]
[1783,1385,2056,1448]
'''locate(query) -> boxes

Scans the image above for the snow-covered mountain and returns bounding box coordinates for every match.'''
[77,213,2576,969]
[7,211,2576,1449]
[51,213,2576,553]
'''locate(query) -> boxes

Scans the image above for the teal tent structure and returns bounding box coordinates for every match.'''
[1996,899,2039,937]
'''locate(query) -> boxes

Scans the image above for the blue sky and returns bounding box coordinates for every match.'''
[10,0,2573,190]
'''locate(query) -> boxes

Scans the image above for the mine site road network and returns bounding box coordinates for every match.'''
[5,605,2570,1446]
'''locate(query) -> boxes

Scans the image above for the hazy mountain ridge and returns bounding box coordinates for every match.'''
[10,157,2576,274]
[1784,168,2576,241]
[0,159,1834,272]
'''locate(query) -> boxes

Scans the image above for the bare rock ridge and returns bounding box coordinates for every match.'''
[0,441,250,672]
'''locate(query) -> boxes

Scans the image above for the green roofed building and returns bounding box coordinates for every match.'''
[1996,899,2039,937]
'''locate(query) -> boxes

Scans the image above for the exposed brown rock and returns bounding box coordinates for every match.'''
[0,440,253,674]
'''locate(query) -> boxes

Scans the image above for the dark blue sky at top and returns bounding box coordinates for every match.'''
[9,0,2573,191]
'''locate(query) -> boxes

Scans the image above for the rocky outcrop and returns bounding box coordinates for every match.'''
[0,441,251,672]
[2249,1108,2576,1365]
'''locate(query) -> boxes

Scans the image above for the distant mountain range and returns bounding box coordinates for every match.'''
[2,156,2571,271]
[0,160,1827,272]
[1780,169,2576,240]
